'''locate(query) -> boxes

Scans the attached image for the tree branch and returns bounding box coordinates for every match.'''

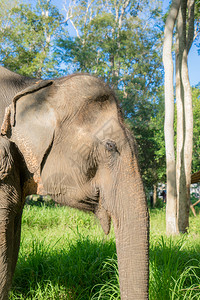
[63,0,75,23]
[62,0,80,38]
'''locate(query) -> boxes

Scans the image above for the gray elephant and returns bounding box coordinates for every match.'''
[0,68,149,299]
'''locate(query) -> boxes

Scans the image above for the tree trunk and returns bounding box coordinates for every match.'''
[163,0,181,235]
[153,184,157,207]
[176,0,193,233]
[176,1,187,233]
[164,0,194,234]
[176,10,188,233]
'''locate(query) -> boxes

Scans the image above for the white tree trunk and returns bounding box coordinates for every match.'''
[163,0,181,235]
[176,8,188,232]
[164,0,194,234]
[176,0,194,233]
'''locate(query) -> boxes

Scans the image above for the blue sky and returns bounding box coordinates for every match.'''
[188,42,200,86]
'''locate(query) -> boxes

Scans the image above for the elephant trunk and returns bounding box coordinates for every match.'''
[111,153,149,299]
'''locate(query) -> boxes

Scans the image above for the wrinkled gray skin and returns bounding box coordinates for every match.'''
[0,66,36,126]
[0,66,149,299]
[0,137,29,300]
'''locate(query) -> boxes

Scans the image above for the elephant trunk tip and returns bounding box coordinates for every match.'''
[95,206,111,235]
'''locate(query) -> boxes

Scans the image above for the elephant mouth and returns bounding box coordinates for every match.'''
[79,197,99,212]
[46,186,100,212]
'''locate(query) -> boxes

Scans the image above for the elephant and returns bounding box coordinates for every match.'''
[0,67,149,299]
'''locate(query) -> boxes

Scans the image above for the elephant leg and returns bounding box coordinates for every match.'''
[11,211,22,278]
[0,189,23,300]
[0,137,25,300]
[0,214,15,300]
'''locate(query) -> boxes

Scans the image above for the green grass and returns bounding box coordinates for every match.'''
[9,204,200,299]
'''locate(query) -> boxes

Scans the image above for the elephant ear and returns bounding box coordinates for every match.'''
[1,80,57,174]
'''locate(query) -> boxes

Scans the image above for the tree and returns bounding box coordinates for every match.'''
[163,0,198,234]
[0,0,64,77]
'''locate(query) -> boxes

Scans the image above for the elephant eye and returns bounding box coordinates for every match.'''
[105,140,118,152]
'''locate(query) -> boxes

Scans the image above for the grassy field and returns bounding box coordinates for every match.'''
[10,201,200,300]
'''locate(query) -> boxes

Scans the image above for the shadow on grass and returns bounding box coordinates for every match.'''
[12,237,117,299]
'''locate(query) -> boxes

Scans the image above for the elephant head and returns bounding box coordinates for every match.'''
[1,74,149,299]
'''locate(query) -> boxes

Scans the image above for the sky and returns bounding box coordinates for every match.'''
[188,42,200,86]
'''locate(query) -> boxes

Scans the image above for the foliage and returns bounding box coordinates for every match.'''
[142,87,166,187]
[56,0,163,104]
[9,204,200,299]
[148,85,200,187]
[0,0,64,77]
[192,85,200,172]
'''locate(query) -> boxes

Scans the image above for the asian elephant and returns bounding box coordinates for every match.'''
[0,69,149,299]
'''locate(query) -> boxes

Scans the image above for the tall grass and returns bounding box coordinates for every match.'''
[9,204,200,299]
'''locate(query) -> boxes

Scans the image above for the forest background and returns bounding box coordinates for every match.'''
[0,0,199,197]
